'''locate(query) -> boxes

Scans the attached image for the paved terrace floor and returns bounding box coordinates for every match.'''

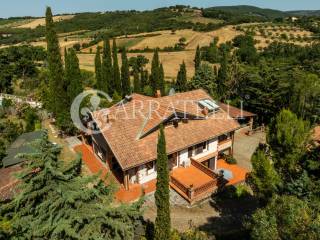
[74,144,156,203]
[171,165,213,188]
[217,159,248,185]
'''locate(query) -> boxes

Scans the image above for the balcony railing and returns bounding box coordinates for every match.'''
[218,139,232,152]
[191,149,218,163]
[191,159,218,178]
[170,159,219,204]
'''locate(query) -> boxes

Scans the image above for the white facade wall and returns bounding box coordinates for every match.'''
[178,149,189,167]
[208,138,218,152]
[134,137,221,184]
[135,164,157,184]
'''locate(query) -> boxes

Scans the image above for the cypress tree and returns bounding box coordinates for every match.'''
[140,70,148,91]
[194,45,201,73]
[150,49,160,94]
[64,47,68,69]
[64,47,70,90]
[66,48,83,104]
[154,124,171,240]
[176,61,187,92]
[159,63,165,96]
[95,46,103,91]
[121,48,130,96]
[112,39,121,95]
[217,47,229,100]
[102,37,113,95]
[133,69,141,93]
[45,7,67,114]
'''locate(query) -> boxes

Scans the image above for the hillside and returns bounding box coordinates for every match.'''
[287,10,320,16]
[203,5,288,23]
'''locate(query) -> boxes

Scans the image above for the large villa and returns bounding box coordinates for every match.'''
[76,89,251,203]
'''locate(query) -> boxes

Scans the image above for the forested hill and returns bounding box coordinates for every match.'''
[287,10,320,16]
[1,5,320,45]
[203,5,288,21]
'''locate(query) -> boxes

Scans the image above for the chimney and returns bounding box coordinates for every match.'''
[202,107,209,116]
[107,114,115,123]
[155,90,161,98]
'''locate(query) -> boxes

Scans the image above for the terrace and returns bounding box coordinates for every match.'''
[170,159,220,204]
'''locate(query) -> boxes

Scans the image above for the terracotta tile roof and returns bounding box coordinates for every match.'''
[0,165,22,201]
[313,126,320,142]
[92,89,240,170]
[218,102,256,119]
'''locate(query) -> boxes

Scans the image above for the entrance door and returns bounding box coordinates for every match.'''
[168,153,178,170]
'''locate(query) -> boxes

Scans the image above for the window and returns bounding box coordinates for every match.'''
[188,147,193,158]
[219,134,230,142]
[202,141,208,151]
[195,143,204,155]
[146,162,154,175]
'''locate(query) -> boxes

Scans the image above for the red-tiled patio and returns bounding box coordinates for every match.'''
[217,159,248,185]
[171,165,214,189]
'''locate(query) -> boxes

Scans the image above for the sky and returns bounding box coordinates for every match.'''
[1,0,320,18]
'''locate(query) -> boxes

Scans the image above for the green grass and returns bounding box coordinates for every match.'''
[118,37,145,49]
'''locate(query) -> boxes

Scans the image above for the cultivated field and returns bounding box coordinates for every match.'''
[26,37,91,54]
[237,23,314,48]
[15,15,74,29]
[186,25,241,49]
[82,26,241,53]
[78,50,197,79]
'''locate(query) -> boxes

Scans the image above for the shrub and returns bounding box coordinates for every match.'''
[235,185,251,198]
[226,155,237,164]
[217,185,250,199]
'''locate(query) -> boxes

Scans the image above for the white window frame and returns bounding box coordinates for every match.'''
[146,162,155,175]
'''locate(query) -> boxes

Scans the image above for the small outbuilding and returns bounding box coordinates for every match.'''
[2,130,44,168]
[218,102,256,130]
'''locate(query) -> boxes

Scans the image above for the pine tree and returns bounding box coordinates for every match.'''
[45,7,67,115]
[150,49,160,94]
[0,132,143,239]
[154,125,171,240]
[112,39,121,95]
[102,37,113,95]
[121,48,130,96]
[189,63,217,97]
[267,109,310,177]
[95,46,103,91]
[249,147,281,201]
[66,48,83,104]
[194,45,201,73]
[176,61,187,92]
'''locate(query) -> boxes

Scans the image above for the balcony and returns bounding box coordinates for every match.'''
[191,149,218,163]
[170,159,219,204]
[218,139,232,152]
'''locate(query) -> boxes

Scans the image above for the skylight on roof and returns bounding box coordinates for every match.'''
[198,99,220,112]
